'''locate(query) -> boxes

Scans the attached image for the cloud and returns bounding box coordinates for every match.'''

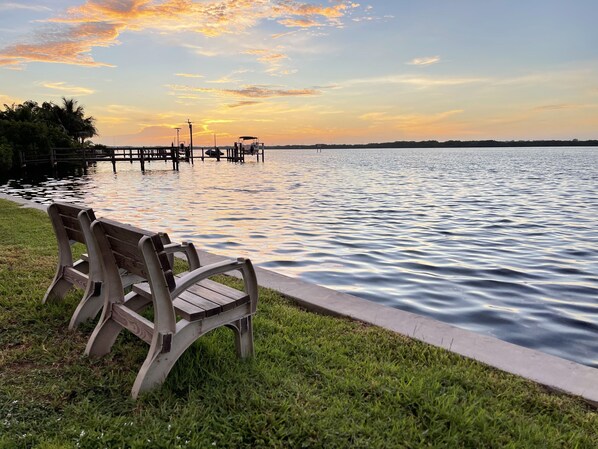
[0,0,363,67]
[278,18,322,28]
[243,48,292,76]
[360,109,464,129]
[343,74,486,88]
[0,22,120,67]
[41,81,95,96]
[175,73,204,78]
[169,83,320,99]
[0,3,51,12]
[0,93,20,105]
[407,56,440,66]
[533,103,595,112]
[227,100,262,108]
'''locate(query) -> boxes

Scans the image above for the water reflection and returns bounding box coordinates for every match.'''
[2,147,598,367]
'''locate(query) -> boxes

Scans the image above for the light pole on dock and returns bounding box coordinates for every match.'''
[174,127,181,148]
[187,119,193,164]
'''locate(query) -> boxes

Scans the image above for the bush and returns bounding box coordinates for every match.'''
[0,139,12,171]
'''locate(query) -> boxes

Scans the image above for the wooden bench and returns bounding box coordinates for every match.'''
[84,218,258,398]
[43,202,200,329]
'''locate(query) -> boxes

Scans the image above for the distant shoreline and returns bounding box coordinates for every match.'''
[267,139,598,149]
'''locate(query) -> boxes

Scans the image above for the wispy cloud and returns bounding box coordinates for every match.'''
[175,73,204,79]
[0,3,51,12]
[227,100,262,108]
[407,56,440,66]
[243,48,292,76]
[533,103,596,112]
[40,81,95,95]
[168,84,320,99]
[0,93,20,105]
[360,109,464,127]
[278,18,322,28]
[343,74,486,88]
[0,1,363,68]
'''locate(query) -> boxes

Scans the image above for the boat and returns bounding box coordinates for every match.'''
[237,136,263,155]
[205,148,223,157]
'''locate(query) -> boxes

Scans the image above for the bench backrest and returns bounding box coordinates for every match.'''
[48,202,96,245]
[90,218,176,296]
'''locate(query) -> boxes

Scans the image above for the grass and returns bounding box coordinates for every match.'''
[0,198,597,448]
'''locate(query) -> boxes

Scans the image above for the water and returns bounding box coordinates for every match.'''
[2,147,598,366]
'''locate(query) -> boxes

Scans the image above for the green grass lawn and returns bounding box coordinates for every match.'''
[0,198,597,448]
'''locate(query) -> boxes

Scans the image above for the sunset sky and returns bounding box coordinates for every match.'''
[1,1,597,146]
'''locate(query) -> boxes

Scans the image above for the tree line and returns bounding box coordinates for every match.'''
[0,98,97,171]
[270,139,598,150]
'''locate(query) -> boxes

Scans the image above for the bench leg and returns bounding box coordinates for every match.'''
[85,312,124,357]
[227,316,254,359]
[42,275,72,303]
[131,314,255,399]
[68,282,103,329]
[131,335,188,399]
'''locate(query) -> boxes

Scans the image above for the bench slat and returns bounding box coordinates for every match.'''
[113,252,149,278]
[112,304,154,345]
[59,215,82,232]
[171,295,207,321]
[55,203,93,219]
[64,226,85,244]
[106,234,142,261]
[63,266,88,289]
[186,282,243,312]
[200,278,247,301]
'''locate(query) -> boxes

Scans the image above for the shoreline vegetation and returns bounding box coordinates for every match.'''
[268,139,598,150]
[1,198,597,447]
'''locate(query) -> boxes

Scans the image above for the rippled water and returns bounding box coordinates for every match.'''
[2,147,598,366]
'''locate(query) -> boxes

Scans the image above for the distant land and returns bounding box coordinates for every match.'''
[267,139,598,149]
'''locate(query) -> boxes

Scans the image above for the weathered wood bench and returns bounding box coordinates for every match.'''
[84,218,258,398]
[43,202,200,329]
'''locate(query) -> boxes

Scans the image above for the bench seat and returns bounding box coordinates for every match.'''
[133,278,249,321]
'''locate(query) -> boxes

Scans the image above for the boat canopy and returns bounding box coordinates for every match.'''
[239,136,258,140]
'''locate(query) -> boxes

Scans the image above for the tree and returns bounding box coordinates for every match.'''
[53,97,98,144]
[0,97,97,171]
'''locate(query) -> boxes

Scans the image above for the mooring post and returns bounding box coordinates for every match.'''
[140,148,145,172]
[111,148,116,173]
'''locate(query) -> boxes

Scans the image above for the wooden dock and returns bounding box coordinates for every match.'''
[20,145,265,172]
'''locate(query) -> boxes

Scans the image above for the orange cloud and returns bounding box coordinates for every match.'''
[0,22,120,67]
[278,18,321,28]
[0,1,362,68]
[41,81,95,96]
[243,48,291,76]
[228,100,262,108]
[169,84,320,98]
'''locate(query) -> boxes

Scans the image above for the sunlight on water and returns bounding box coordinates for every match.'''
[2,147,598,367]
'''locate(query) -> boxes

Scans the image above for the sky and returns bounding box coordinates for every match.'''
[0,0,597,146]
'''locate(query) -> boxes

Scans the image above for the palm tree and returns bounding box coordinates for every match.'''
[54,97,98,144]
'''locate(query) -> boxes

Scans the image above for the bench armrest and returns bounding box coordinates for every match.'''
[171,258,256,308]
[163,241,200,270]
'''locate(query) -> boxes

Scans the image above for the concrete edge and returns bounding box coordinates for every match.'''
[2,194,598,406]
